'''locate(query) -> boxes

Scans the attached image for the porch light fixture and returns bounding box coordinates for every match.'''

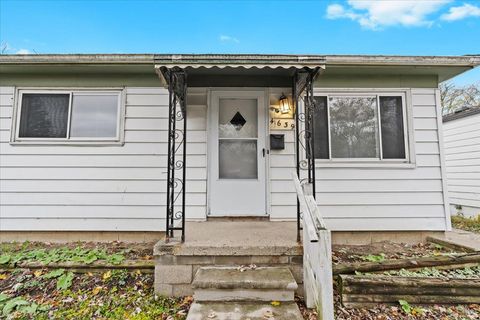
[279,93,291,114]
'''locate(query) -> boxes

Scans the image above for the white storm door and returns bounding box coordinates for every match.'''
[209,91,267,216]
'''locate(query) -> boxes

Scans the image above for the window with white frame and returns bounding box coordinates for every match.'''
[313,93,408,161]
[15,90,122,141]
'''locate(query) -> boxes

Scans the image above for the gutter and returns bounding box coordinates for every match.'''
[0,54,155,64]
[1,54,479,68]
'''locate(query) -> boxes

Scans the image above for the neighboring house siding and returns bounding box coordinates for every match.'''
[0,86,207,231]
[444,112,480,216]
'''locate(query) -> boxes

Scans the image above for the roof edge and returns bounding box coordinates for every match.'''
[0,54,479,67]
[443,106,480,122]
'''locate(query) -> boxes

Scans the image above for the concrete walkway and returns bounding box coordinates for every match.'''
[427,229,480,252]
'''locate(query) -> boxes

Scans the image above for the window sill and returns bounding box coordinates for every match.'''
[9,141,125,146]
[314,160,416,169]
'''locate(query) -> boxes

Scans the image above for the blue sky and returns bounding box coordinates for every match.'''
[1,0,479,85]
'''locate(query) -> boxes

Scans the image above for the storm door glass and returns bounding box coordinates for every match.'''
[218,98,258,179]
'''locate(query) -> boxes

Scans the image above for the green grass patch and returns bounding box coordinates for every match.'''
[452,215,480,233]
[0,246,125,267]
[0,269,189,320]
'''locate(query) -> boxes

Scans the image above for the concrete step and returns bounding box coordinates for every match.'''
[186,301,303,320]
[192,266,297,302]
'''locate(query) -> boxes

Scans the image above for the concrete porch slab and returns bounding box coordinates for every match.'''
[154,221,302,256]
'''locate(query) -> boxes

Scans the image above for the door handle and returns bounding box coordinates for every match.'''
[262,148,265,157]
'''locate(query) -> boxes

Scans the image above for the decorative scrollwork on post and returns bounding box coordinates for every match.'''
[294,67,321,242]
[161,67,187,242]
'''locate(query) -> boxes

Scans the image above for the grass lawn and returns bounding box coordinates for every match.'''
[0,243,189,319]
[2,241,480,320]
[452,215,480,233]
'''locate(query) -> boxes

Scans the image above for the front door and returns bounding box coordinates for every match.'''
[209,90,267,216]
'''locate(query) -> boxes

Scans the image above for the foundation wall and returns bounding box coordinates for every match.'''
[0,231,164,243]
[0,230,444,245]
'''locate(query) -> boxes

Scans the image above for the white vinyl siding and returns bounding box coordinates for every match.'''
[0,86,207,231]
[0,86,450,232]
[270,88,449,231]
[443,112,480,212]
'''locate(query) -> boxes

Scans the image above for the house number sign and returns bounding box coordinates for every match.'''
[270,118,295,130]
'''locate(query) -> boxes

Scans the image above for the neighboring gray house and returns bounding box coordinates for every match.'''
[0,54,479,243]
[443,106,480,217]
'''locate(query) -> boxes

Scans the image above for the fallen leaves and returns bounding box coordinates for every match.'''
[102,270,112,281]
[236,264,257,272]
[207,310,217,318]
[270,301,281,307]
[92,286,103,295]
[0,273,8,280]
[263,309,275,318]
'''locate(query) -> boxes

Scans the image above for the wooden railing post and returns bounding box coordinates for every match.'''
[292,172,334,320]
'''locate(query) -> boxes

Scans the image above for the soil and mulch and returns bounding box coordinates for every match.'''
[332,241,466,265]
[1,241,480,320]
[452,215,480,234]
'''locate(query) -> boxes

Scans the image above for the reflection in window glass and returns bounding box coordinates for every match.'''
[219,139,257,179]
[380,97,405,159]
[19,94,70,138]
[70,94,118,138]
[329,96,379,158]
[218,99,257,138]
[313,96,329,159]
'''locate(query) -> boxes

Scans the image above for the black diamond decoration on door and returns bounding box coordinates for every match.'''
[230,112,247,130]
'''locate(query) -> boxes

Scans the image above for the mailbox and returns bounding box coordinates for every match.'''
[270,134,285,150]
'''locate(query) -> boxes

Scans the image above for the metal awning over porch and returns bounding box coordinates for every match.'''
[154,54,326,87]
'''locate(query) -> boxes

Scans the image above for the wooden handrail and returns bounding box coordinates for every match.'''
[292,171,334,320]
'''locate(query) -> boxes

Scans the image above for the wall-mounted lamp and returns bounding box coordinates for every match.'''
[279,93,291,114]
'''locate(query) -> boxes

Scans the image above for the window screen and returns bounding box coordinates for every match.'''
[380,96,406,159]
[19,94,70,138]
[313,96,329,159]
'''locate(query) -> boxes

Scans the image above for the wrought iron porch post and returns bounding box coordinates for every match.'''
[162,67,187,242]
[294,73,301,242]
[294,68,320,241]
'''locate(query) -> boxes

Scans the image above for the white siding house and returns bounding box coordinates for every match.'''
[0,54,478,238]
[443,107,480,217]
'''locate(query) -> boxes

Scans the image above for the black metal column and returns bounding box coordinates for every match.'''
[294,68,320,241]
[162,67,187,242]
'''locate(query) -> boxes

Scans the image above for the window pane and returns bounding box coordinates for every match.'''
[313,96,329,159]
[219,139,257,179]
[219,98,257,138]
[329,96,379,158]
[19,94,69,138]
[70,94,119,138]
[380,97,406,159]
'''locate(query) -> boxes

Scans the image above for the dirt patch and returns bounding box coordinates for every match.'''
[333,241,463,265]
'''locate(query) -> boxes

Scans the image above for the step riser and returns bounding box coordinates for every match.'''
[186,302,304,320]
[194,289,295,302]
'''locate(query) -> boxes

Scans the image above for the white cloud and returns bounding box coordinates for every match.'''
[15,49,32,54]
[219,35,240,43]
[441,3,480,21]
[327,0,451,29]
